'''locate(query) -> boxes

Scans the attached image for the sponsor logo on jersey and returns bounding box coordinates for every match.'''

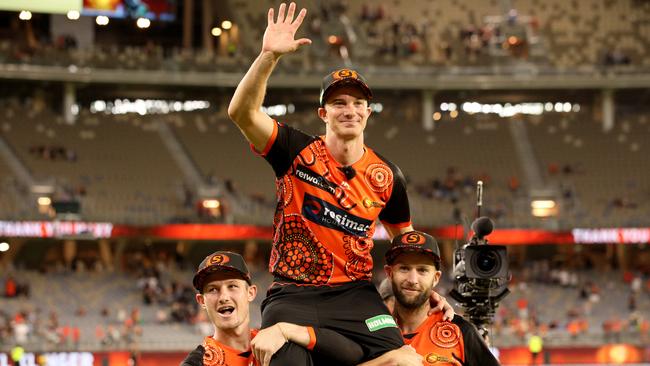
[424,352,462,365]
[295,165,357,210]
[295,165,338,195]
[302,193,371,237]
[362,197,385,209]
[365,314,398,332]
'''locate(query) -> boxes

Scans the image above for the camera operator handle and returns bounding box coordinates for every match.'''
[476,180,483,217]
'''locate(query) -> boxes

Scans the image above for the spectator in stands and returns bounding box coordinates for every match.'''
[603,48,631,66]
[639,317,649,344]
[508,175,521,193]
[4,275,17,298]
[72,326,80,349]
[528,332,543,365]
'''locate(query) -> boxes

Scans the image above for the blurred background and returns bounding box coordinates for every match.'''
[0,0,648,365]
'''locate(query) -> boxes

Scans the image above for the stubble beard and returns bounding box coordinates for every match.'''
[395,287,431,309]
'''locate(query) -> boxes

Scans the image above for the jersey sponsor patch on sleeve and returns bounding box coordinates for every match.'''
[365,314,398,332]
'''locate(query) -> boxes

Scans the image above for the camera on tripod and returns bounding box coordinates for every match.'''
[449,182,510,330]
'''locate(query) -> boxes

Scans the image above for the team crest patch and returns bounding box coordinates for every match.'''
[203,341,226,366]
[332,68,359,80]
[365,314,397,332]
[208,254,230,266]
[401,232,426,245]
[364,164,393,193]
[429,322,461,348]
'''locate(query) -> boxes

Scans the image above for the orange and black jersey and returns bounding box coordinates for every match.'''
[256,121,412,285]
[180,332,259,366]
[402,313,500,366]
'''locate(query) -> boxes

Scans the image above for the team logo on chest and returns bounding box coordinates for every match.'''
[429,322,461,348]
[202,342,226,366]
[364,163,393,193]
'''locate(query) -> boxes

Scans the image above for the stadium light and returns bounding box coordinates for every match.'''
[0,242,9,252]
[531,199,557,217]
[66,10,80,20]
[221,20,232,30]
[531,200,556,209]
[19,10,32,20]
[136,17,150,29]
[37,196,51,206]
[96,15,109,26]
[211,27,222,37]
[202,199,221,209]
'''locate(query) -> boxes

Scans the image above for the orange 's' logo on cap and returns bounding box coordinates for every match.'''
[333,69,358,80]
[402,232,426,245]
[208,254,230,266]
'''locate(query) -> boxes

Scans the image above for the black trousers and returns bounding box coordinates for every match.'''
[261,281,404,366]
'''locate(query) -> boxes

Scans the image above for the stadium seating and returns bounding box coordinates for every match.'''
[0,1,648,358]
[2,261,648,351]
[526,104,650,228]
[1,0,647,70]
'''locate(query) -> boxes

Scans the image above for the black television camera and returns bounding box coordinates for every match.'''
[449,182,510,334]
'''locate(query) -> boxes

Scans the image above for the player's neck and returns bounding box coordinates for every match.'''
[394,303,430,334]
[324,134,364,166]
[213,322,251,351]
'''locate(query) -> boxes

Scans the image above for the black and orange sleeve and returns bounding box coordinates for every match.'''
[180,345,204,366]
[453,316,501,366]
[378,162,411,227]
[263,122,315,177]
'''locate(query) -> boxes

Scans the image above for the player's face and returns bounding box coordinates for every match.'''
[196,272,257,332]
[387,252,441,309]
[319,86,371,140]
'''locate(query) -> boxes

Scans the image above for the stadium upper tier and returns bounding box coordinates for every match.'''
[0,92,648,228]
[0,0,648,76]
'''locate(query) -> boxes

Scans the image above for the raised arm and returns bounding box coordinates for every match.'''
[227,2,311,152]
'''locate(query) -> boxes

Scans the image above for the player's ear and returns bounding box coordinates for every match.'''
[384,264,392,278]
[318,107,328,122]
[247,284,258,302]
[196,293,206,308]
[432,270,442,288]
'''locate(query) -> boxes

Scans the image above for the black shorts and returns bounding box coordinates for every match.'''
[261,280,404,363]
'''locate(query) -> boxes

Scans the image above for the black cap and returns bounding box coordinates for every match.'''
[385,231,441,267]
[193,251,252,292]
[319,68,373,106]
